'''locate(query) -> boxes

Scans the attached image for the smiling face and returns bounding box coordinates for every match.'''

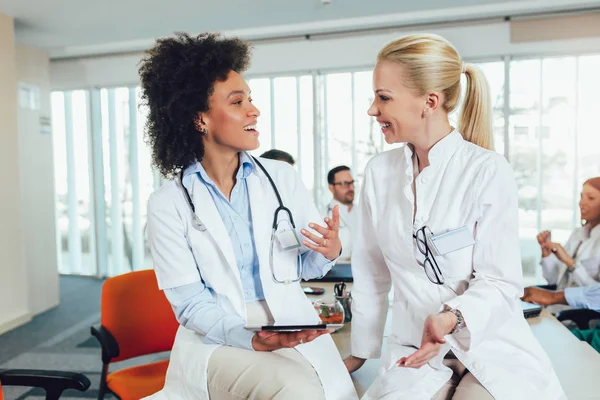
[199,70,260,153]
[580,183,600,224]
[367,60,427,145]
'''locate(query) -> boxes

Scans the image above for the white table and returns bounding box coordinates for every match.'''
[528,308,600,400]
[302,282,600,399]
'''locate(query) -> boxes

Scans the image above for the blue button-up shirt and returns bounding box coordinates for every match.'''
[186,152,264,301]
[565,285,600,312]
[163,153,334,349]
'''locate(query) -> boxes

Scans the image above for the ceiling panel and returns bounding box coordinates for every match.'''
[1,0,599,58]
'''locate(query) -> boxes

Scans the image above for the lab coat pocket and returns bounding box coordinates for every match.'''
[435,245,474,281]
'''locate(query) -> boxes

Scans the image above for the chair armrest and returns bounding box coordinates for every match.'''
[557,308,600,330]
[0,369,90,393]
[90,324,120,364]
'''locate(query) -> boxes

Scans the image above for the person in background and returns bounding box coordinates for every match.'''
[344,33,564,400]
[530,177,600,309]
[324,166,355,262]
[260,149,295,166]
[522,284,600,352]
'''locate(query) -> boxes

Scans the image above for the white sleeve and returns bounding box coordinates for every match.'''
[444,159,523,351]
[572,256,600,286]
[540,254,561,285]
[147,191,202,290]
[541,230,580,285]
[350,165,391,359]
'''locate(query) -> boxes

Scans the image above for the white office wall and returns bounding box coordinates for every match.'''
[50,20,600,90]
[0,13,30,334]
[16,44,60,316]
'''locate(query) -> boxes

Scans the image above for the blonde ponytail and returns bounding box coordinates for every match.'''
[377,34,493,150]
[458,63,493,150]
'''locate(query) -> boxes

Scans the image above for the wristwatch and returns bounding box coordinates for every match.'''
[444,306,465,334]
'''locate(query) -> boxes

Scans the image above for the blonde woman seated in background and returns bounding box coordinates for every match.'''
[344,33,565,400]
[536,177,600,290]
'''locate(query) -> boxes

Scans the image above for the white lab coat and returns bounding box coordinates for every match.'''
[324,199,355,262]
[144,156,358,400]
[351,131,565,400]
[541,224,600,290]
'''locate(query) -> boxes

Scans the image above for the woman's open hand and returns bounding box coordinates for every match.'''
[301,205,342,261]
[397,313,456,369]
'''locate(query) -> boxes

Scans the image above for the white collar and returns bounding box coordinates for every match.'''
[586,223,600,239]
[403,129,464,174]
[329,199,353,214]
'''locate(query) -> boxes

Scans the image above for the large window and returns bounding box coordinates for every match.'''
[477,61,507,155]
[248,76,315,192]
[52,87,156,277]
[508,56,600,284]
[51,55,600,282]
[247,72,390,205]
[52,91,94,275]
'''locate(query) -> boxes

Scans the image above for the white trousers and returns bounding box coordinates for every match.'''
[206,301,326,400]
[432,356,493,400]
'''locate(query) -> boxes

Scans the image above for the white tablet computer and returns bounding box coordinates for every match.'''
[245,323,344,332]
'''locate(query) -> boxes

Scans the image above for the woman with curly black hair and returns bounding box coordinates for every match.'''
[141,33,357,400]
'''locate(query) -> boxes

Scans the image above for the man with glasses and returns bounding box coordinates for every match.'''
[324,166,355,262]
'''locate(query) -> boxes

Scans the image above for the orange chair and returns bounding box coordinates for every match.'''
[0,369,90,400]
[91,270,180,400]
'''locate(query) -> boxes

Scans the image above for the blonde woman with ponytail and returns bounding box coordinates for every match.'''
[346,34,565,400]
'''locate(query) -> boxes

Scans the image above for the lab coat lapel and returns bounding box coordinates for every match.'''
[245,165,360,400]
[191,180,242,288]
[247,167,311,322]
[246,172,273,282]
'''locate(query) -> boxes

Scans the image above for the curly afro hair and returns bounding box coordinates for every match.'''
[139,32,252,178]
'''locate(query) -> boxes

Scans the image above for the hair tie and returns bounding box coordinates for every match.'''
[461,62,467,74]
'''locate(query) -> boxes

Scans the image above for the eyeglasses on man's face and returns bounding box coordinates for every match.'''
[332,180,355,187]
[413,226,445,285]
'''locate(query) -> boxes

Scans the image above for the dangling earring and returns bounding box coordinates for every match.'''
[195,120,207,134]
[422,109,428,118]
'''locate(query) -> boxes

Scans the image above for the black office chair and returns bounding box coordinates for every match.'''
[0,369,90,400]
[557,309,600,330]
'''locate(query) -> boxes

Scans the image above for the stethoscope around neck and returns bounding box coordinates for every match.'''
[178,155,303,284]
